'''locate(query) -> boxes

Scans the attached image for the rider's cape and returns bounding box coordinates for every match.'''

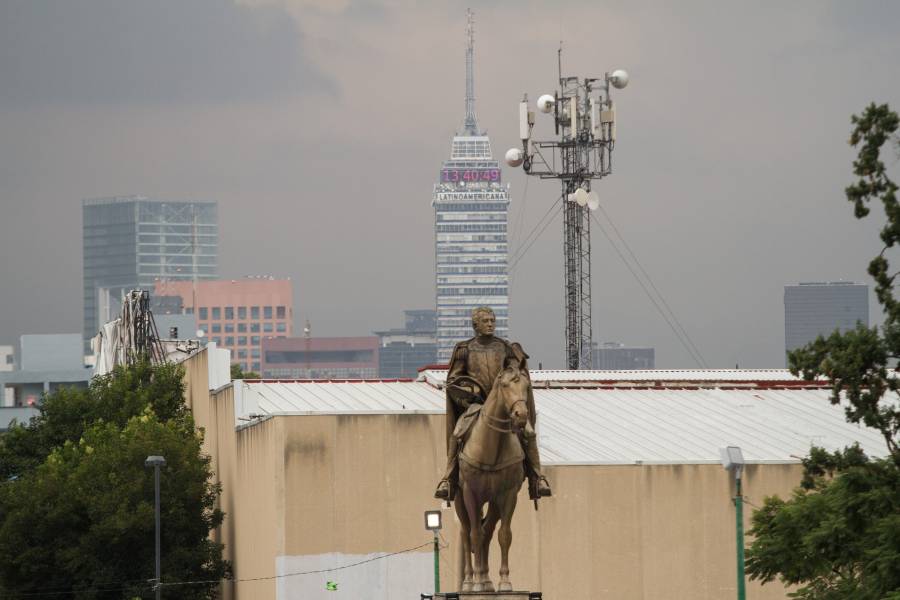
[444,337,536,454]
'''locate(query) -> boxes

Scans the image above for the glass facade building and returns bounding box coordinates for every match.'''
[82,196,218,344]
[784,281,868,364]
[432,134,510,361]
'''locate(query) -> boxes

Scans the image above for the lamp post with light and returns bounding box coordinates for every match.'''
[145,455,167,600]
[720,446,746,600]
[424,510,442,594]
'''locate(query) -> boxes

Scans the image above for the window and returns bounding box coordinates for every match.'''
[212,337,221,344]
[237,350,247,359]
[185,307,193,315]
[224,323,234,333]
[251,348,260,358]
[238,336,247,346]
[225,307,234,320]
[225,337,234,346]
[250,323,260,333]
[264,306,273,319]
[252,361,260,371]
[251,306,260,319]
[276,322,286,332]
[237,323,246,333]
[211,323,221,333]
[238,306,246,319]
[251,336,260,345]
[276,306,286,319]
[212,307,221,320]
[199,307,208,320]
[263,323,273,333]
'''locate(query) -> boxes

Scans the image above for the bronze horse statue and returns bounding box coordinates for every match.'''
[454,366,531,592]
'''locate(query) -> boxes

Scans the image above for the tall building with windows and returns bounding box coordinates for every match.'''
[82,196,218,344]
[784,281,869,363]
[432,11,510,361]
[153,278,293,374]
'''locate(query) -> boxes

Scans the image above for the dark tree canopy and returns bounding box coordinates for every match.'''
[745,104,900,599]
[0,361,231,599]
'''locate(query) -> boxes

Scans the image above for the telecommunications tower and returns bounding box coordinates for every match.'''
[433,10,511,361]
[506,52,629,369]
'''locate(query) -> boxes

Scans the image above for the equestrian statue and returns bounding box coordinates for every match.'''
[434,306,551,592]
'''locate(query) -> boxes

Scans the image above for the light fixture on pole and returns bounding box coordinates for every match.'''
[145,455,167,600]
[424,510,442,595]
[720,446,746,600]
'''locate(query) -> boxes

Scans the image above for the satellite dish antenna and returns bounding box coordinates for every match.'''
[196,329,205,338]
[537,94,555,114]
[609,69,629,89]
[574,188,588,207]
[587,191,600,211]
[505,147,524,167]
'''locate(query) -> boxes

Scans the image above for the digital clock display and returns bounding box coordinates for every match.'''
[441,168,501,183]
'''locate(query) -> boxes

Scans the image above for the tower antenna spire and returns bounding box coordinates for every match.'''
[463,8,479,135]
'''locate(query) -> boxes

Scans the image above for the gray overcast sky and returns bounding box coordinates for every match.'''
[1,0,898,369]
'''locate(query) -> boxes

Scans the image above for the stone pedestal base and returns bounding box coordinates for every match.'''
[434,592,540,600]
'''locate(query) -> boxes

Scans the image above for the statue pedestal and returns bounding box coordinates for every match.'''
[434,592,540,600]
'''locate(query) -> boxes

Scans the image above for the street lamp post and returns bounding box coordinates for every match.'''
[424,510,442,595]
[145,455,167,600]
[720,446,746,600]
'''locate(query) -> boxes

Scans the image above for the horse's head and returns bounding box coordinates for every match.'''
[495,367,530,431]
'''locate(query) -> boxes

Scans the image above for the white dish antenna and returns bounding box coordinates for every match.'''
[196,329,206,338]
[573,188,588,207]
[609,69,629,89]
[537,94,555,114]
[505,147,525,167]
[587,191,600,211]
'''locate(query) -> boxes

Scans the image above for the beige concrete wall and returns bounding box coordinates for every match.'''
[181,351,801,599]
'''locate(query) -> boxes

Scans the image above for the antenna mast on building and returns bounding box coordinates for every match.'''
[505,54,630,369]
[303,319,311,378]
[463,8,479,135]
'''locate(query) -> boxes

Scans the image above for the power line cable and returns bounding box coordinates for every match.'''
[590,211,706,368]
[593,203,708,368]
[0,541,433,598]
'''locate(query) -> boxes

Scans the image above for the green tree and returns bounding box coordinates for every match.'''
[745,104,900,599]
[0,361,231,599]
[229,363,259,380]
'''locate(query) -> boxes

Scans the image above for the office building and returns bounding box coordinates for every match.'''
[374,310,438,378]
[261,336,378,379]
[784,282,868,361]
[592,342,655,370]
[432,13,510,361]
[153,277,293,374]
[0,334,91,409]
[82,196,218,345]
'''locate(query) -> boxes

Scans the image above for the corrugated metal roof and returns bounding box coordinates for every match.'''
[232,379,887,464]
[419,368,817,386]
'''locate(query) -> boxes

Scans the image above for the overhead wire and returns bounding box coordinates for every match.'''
[589,210,707,368]
[592,203,708,368]
[0,541,434,598]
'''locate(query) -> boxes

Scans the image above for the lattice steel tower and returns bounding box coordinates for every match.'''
[506,52,629,369]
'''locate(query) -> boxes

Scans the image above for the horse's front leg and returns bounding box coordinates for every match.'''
[480,502,501,592]
[453,497,474,592]
[497,487,519,592]
[463,488,488,592]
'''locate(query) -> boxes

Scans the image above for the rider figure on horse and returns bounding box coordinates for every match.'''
[434,306,553,502]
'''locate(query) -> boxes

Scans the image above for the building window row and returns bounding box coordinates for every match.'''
[198,306,287,320]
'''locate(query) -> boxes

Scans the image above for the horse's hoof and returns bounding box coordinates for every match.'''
[499,581,513,592]
[461,581,474,592]
[482,581,495,592]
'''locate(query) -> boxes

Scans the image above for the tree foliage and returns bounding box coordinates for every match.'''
[229,363,259,380]
[0,361,230,599]
[745,104,900,599]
